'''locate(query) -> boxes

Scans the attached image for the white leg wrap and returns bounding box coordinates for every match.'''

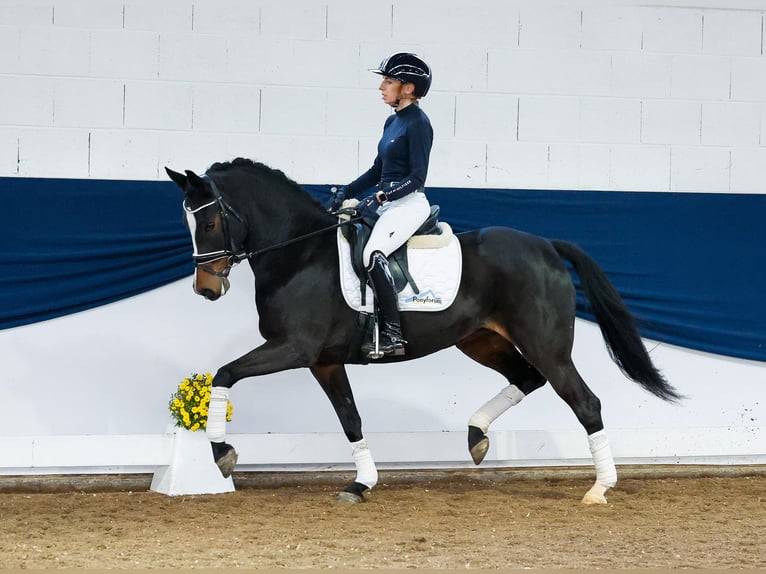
[468,384,525,433]
[351,438,378,490]
[588,429,617,488]
[206,386,230,443]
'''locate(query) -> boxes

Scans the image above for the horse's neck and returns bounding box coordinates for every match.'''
[232,172,332,251]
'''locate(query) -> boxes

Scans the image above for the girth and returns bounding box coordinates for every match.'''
[340,204,443,305]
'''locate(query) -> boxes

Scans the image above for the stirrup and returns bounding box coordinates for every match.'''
[364,317,406,359]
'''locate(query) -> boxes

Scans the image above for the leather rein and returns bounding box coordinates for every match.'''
[183,175,360,278]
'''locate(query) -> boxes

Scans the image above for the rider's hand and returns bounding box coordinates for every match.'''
[326,186,346,212]
[355,194,380,221]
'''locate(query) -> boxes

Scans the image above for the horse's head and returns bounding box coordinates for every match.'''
[166,166,247,301]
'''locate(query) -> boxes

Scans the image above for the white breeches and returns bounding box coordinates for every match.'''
[363,191,430,267]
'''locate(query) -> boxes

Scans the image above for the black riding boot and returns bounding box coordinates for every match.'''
[365,251,406,357]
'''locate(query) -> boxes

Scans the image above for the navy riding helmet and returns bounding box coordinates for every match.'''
[370,52,432,98]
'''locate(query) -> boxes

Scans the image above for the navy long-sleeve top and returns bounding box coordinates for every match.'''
[346,103,433,202]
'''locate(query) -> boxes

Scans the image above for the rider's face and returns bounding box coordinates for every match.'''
[379,77,413,107]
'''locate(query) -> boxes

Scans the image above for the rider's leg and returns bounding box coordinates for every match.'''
[362,192,430,357]
[366,250,406,356]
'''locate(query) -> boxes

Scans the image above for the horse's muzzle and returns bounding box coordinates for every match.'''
[193,266,231,300]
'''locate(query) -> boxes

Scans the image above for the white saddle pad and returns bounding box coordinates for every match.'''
[337,224,462,313]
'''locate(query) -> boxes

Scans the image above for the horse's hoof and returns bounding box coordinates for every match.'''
[215,448,238,478]
[581,482,609,505]
[336,490,365,504]
[467,425,489,465]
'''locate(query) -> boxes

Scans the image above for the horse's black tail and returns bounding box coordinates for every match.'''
[551,239,682,403]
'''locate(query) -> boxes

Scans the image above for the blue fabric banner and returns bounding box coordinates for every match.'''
[3,177,764,362]
[2,177,192,329]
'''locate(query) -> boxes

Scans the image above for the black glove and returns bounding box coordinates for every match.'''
[326,186,346,212]
[355,194,380,222]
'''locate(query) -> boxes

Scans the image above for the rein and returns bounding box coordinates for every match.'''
[189,174,360,274]
[234,210,361,262]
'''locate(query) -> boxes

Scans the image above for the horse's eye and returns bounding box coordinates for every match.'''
[204,221,216,232]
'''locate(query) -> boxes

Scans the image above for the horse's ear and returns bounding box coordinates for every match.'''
[184,170,206,191]
[165,167,187,189]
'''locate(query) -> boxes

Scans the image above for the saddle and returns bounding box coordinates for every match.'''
[340,204,443,305]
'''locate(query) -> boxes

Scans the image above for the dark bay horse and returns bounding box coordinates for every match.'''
[166,158,680,505]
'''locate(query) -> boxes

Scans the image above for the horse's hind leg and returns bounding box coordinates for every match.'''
[310,364,377,504]
[540,359,617,504]
[457,329,546,465]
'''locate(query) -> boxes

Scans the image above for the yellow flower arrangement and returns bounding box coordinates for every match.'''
[168,372,233,431]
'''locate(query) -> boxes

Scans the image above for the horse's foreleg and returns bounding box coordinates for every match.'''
[207,339,317,478]
[310,364,378,503]
[207,386,238,477]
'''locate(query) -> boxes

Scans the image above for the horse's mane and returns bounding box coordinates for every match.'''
[207,157,304,193]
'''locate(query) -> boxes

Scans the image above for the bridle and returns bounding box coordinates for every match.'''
[183,175,247,278]
[183,174,361,280]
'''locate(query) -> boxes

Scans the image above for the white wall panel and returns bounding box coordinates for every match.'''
[701,102,761,146]
[486,141,547,189]
[17,128,89,178]
[124,81,192,130]
[192,84,261,133]
[518,96,580,143]
[52,0,124,29]
[610,54,672,99]
[260,1,326,40]
[455,94,518,141]
[0,3,52,26]
[0,76,55,126]
[18,26,90,76]
[192,0,260,34]
[730,147,766,193]
[671,55,731,100]
[641,100,700,145]
[327,0,392,41]
[548,143,610,190]
[428,139,485,186]
[642,8,703,53]
[123,2,192,32]
[0,129,18,174]
[670,146,731,192]
[731,58,766,101]
[158,33,229,82]
[702,10,762,56]
[394,2,518,46]
[580,7,643,51]
[518,7,582,50]
[89,130,159,179]
[260,87,326,135]
[54,79,124,128]
[580,98,641,144]
[0,25,20,74]
[609,144,670,191]
[89,30,159,80]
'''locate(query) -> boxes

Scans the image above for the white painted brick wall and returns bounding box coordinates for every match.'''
[0,0,764,193]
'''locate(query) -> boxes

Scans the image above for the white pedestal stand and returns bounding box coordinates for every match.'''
[150,427,235,496]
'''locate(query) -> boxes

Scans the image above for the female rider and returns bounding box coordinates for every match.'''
[329,52,433,358]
